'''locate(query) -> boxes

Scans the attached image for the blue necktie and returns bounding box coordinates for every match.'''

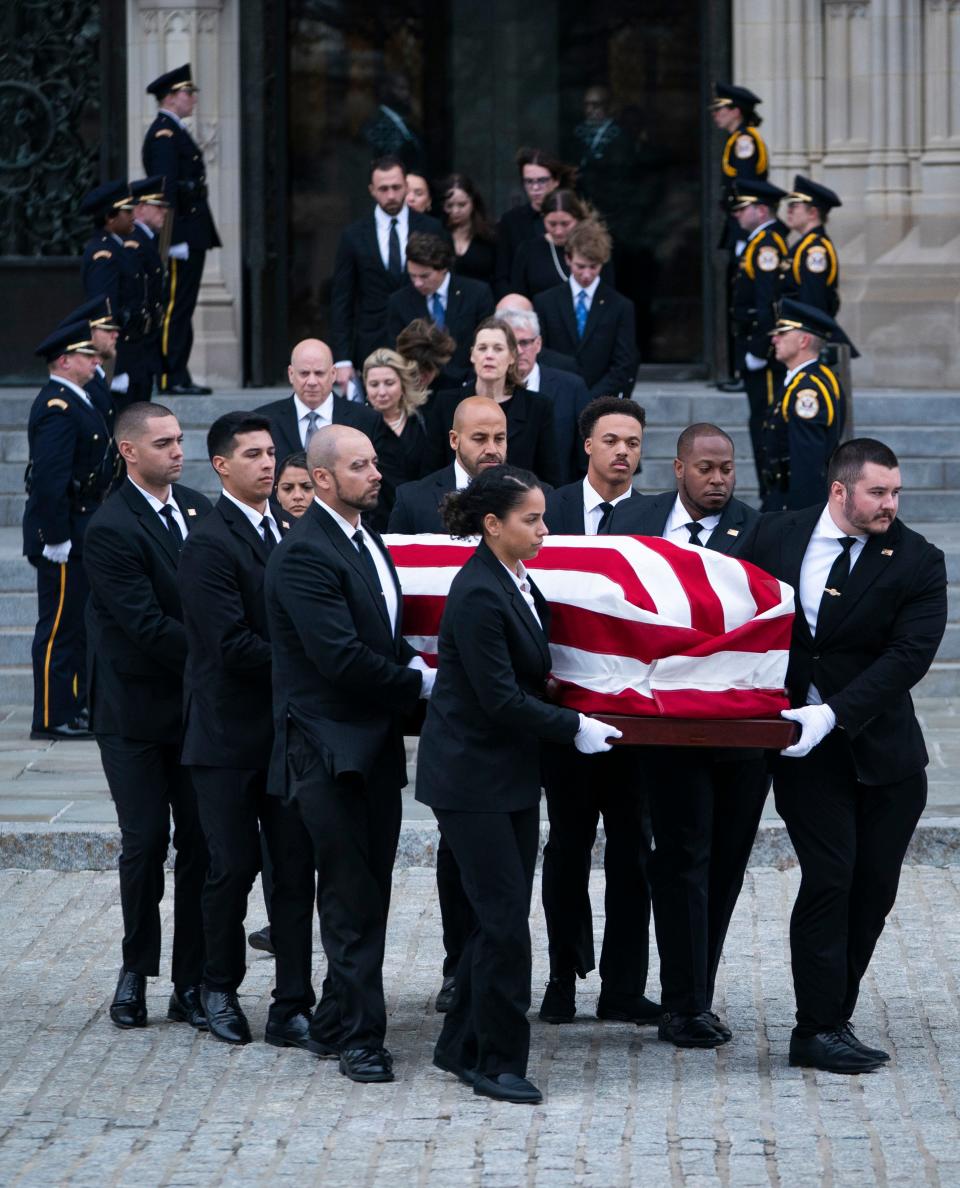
[430,292,445,328]
[575,290,588,338]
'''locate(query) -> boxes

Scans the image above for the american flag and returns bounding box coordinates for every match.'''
[385,534,794,719]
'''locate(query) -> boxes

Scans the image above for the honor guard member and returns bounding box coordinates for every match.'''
[130,176,171,397]
[782,176,841,315]
[55,295,121,433]
[23,322,116,739]
[142,63,221,395]
[80,180,151,411]
[729,179,789,486]
[760,299,855,512]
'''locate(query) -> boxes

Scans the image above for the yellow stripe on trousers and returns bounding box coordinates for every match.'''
[42,563,67,729]
[160,257,178,391]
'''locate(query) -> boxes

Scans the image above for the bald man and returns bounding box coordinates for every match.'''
[255,339,403,531]
[265,424,434,1084]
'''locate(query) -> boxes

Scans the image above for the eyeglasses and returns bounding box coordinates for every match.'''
[523,176,553,189]
[515,337,539,349]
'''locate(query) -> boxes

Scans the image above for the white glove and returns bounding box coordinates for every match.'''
[744,351,768,372]
[168,242,190,261]
[574,713,623,754]
[780,704,836,758]
[408,655,436,700]
[42,541,72,564]
[110,372,130,393]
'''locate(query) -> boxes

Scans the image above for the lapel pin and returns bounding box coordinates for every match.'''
[726,528,739,536]
[186,508,197,517]
[881,548,893,556]
[825,587,841,597]
[282,520,290,529]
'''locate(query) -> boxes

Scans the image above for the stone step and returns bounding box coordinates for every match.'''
[0,666,33,704]
[0,630,31,665]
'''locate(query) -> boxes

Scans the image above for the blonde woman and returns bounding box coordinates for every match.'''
[363,347,429,482]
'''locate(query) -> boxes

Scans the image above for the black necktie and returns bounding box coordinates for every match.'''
[158,504,183,552]
[387,217,402,277]
[353,529,383,596]
[684,521,704,546]
[816,536,857,636]
[260,516,275,555]
[596,501,614,533]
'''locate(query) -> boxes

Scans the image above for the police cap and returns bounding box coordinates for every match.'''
[80,180,134,221]
[35,321,99,362]
[787,175,842,212]
[771,299,860,358]
[730,179,787,211]
[146,64,197,99]
[130,176,171,206]
[709,83,762,112]
[56,295,121,333]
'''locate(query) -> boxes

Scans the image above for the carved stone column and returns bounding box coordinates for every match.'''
[919,0,960,248]
[127,0,242,388]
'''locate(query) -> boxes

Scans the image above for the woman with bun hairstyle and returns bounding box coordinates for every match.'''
[415,464,620,1105]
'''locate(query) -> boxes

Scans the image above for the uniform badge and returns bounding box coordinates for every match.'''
[46,398,69,411]
[735,134,755,159]
[794,389,820,419]
[155,129,175,138]
[806,246,828,273]
[757,245,780,272]
[92,250,112,260]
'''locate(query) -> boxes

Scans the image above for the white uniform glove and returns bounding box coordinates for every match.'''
[574,713,623,754]
[744,351,768,371]
[168,242,190,261]
[408,655,436,700]
[780,704,836,758]
[42,541,72,564]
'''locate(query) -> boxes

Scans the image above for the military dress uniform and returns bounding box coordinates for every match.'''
[781,176,842,315]
[23,323,115,738]
[710,84,769,251]
[142,64,221,394]
[130,176,171,397]
[55,294,121,434]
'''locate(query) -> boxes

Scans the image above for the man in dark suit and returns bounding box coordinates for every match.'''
[265,424,433,1083]
[742,438,947,1073]
[255,338,402,531]
[83,402,212,1031]
[539,397,660,1026]
[496,294,581,375]
[387,232,494,384]
[606,423,767,1050]
[142,64,220,395]
[533,220,637,398]
[330,155,445,393]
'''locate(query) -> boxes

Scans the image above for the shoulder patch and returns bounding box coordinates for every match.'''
[735,134,756,160]
[46,398,69,411]
[92,249,112,261]
[154,128,175,138]
[794,389,820,419]
[123,239,140,249]
[756,244,780,272]
[806,245,828,273]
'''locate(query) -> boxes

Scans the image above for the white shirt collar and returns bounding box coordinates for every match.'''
[569,273,601,301]
[49,374,93,407]
[314,496,361,539]
[134,218,155,240]
[432,271,451,303]
[525,361,542,391]
[128,477,176,514]
[453,459,473,490]
[375,203,409,233]
[221,488,276,534]
[665,493,722,535]
[160,108,186,130]
[582,476,633,512]
[783,357,820,388]
[816,501,868,545]
[747,217,776,242]
[293,392,333,425]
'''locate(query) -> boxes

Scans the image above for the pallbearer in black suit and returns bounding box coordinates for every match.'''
[83,403,212,1031]
[607,424,767,1050]
[539,398,660,1026]
[417,465,621,1104]
[386,232,494,384]
[142,64,221,395]
[24,323,115,740]
[265,425,434,1084]
[742,440,947,1073]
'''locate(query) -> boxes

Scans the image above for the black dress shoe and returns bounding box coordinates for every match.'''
[658,1012,725,1049]
[716,378,745,392]
[433,1050,479,1086]
[596,990,662,1025]
[201,988,252,1045]
[167,985,209,1030]
[839,1023,890,1064]
[30,719,93,741]
[248,926,275,956]
[307,1035,340,1059]
[338,1047,394,1083]
[538,976,575,1024]
[706,1011,733,1042]
[265,1012,312,1050]
[110,968,147,1029]
[435,975,456,1013]
[473,1073,543,1105]
[789,1029,883,1073]
[166,383,212,395]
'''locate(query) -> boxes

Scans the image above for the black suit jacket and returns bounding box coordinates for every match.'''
[606,491,759,557]
[529,365,592,483]
[494,202,542,296]
[534,281,637,397]
[264,500,422,799]
[741,506,947,785]
[83,479,213,742]
[415,540,580,812]
[387,465,456,534]
[422,387,561,485]
[330,209,445,365]
[544,480,641,535]
[179,495,288,769]
[386,275,495,383]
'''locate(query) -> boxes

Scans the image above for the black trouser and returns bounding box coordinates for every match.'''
[434,804,540,1079]
[191,766,268,993]
[774,733,926,1037]
[97,735,207,986]
[437,831,472,977]
[160,250,205,390]
[742,357,784,488]
[30,556,88,731]
[287,723,401,1050]
[541,744,653,995]
[646,747,768,1014]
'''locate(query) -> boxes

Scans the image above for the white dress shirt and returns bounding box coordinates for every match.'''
[662,494,721,547]
[221,489,281,544]
[501,560,543,629]
[314,498,399,633]
[429,270,451,318]
[453,459,472,490]
[294,392,334,447]
[582,477,633,536]
[782,356,820,389]
[568,273,601,314]
[128,478,189,539]
[525,361,542,392]
[49,374,93,409]
[374,203,410,271]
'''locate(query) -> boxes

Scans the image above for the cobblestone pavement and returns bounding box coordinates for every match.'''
[1,867,959,1187]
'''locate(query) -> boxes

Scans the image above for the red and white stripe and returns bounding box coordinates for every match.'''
[385,534,794,719]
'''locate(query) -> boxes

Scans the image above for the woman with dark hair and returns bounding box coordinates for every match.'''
[273,451,313,519]
[438,172,497,287]
[494,148,578,296]
[510,190,616,298]
[422,317,562,483]
[416,464,619,1103]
